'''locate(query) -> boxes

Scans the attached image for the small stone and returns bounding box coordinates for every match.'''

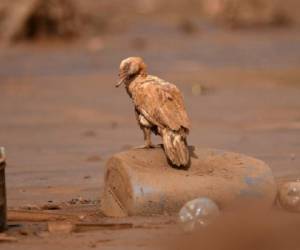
[79,215,86,221]
[41,203,61,210]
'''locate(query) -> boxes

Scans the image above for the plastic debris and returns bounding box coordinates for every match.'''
[278,180,300,212]
[178,197,220,232]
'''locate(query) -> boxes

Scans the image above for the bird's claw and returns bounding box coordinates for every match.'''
[134,144,158,149]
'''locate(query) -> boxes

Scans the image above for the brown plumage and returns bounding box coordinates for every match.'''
[116,57,191,168]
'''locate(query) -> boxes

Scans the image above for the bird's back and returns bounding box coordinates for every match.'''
[129,75,190,132]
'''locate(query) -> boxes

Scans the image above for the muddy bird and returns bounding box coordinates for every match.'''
[116,57,191,168]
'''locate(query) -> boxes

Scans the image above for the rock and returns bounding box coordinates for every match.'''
[278,181,300,212]
[41,203,61,210]
[101,147,277,217]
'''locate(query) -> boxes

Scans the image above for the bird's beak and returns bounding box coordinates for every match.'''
[115,78,125,88]
[116,71,127,88]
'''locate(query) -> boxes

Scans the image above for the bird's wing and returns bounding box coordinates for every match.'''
[132,77,190,131]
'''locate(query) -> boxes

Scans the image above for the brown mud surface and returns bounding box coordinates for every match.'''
[0,19,300,249]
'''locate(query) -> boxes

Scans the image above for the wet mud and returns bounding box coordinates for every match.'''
[0,17,300,249]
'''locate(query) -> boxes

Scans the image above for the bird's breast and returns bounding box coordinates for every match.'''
[138,114,152,128]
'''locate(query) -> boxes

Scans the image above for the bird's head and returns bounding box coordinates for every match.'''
[116,57,147,87]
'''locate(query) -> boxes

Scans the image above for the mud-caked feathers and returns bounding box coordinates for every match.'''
[117,57,191,168]
[130,76,190,131]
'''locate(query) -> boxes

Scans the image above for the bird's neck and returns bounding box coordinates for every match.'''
[125,74,147,97]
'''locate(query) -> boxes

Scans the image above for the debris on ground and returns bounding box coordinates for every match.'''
[75,222,133,232]
[8,210,80,222]
[278,180,300,212]
[41,203,62,211]
[178,197,220,232]
[19,203,61,211]
[19,204,43,211]
[14,198,99,213]
[67,197,99,206]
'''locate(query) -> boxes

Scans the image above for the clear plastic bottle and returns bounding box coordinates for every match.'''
[278,180,300,212]
[178,197,220,232]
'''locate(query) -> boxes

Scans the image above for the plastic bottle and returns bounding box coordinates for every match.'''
[178,197,220,232]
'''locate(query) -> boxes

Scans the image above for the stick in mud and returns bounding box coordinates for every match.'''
[0,233,17,242]
[75,222,133,232]
[7,210,80,222]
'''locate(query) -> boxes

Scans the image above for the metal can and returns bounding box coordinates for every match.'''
[0,147,7,231]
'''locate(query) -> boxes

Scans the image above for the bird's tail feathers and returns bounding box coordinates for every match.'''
[162,128,189,168]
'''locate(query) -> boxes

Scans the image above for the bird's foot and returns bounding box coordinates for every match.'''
[134,144,159,149]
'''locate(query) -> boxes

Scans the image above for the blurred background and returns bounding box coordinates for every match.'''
[0,0,299,206]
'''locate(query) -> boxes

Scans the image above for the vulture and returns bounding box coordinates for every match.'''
[116,57,191,168]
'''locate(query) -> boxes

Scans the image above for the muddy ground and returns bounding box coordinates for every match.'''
[0,19,300,249]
